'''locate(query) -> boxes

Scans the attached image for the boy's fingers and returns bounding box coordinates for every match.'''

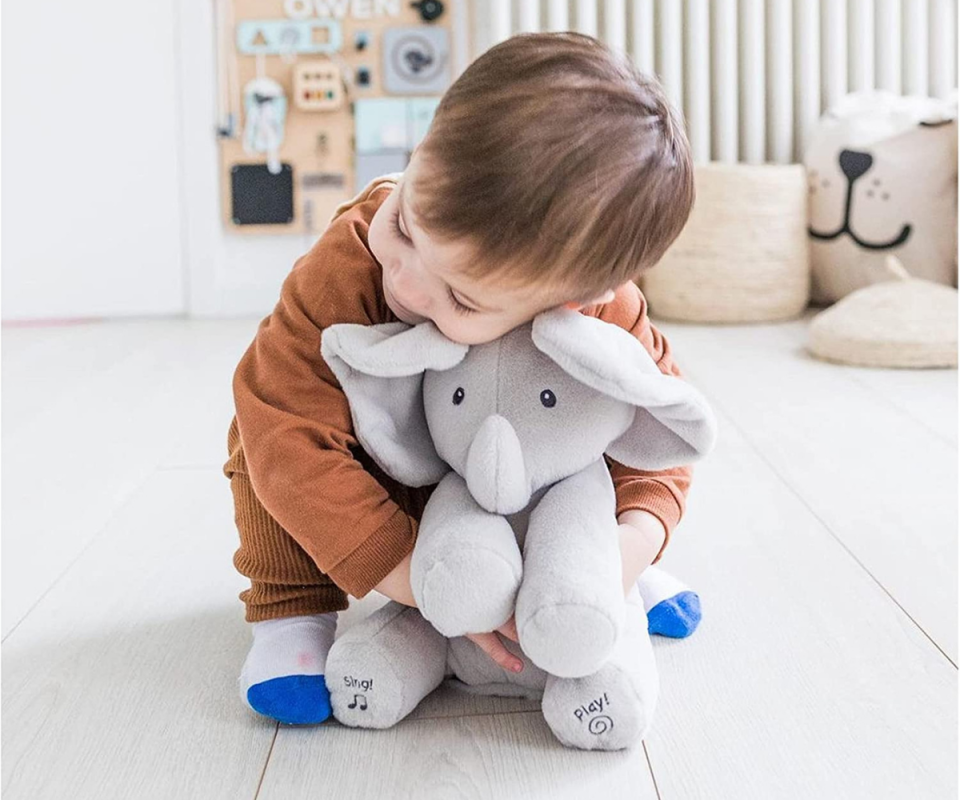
[498,617,519,642]
[466,632,523,673]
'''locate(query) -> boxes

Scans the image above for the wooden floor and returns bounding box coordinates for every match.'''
[2,313,956,800]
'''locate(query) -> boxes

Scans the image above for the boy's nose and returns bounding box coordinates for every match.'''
[390,267,430,309]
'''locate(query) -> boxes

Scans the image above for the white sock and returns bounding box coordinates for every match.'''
[636,565,702,638]
[636,565,689,612]
[239,612,338,701]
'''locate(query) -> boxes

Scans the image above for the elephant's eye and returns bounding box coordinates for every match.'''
[540,389,557,408]
[452,387,465,405]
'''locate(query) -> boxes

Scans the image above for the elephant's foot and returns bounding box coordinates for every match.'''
[415,540,521,637]
[516,598,620,678]
[541,600,659,751]
[326,636,407,729]
[325,603,447,729]
[541,660,656,752]
[411,472,524,637]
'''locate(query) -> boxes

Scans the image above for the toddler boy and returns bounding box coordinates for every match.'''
[225,32,698,725]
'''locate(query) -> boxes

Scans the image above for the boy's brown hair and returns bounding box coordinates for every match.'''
[412,32,695,302]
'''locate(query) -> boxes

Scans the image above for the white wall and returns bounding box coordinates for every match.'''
[2,0,186,321]
[177,0,318,318]
[1,0,481,321]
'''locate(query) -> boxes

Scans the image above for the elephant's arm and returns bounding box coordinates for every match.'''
[515,458,624,677]
[410,471,523,637]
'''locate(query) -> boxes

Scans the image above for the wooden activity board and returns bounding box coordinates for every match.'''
[216,0,469,235]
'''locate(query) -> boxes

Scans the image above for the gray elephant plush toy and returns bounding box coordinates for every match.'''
[319,308,717,750]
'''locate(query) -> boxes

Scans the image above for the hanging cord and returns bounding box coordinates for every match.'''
[216,0,240,138]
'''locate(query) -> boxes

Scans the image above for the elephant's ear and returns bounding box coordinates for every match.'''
[321,322,468,486]
[532,309,718,470]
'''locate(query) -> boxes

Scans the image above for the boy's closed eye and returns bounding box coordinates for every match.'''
[392,208,410,243]
[392,205,479,316]
[447,286,478,316]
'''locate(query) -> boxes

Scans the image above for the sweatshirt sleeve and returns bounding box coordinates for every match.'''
[584,283,694,563]
[232,193,416,598]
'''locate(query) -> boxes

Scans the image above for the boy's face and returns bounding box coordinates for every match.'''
[368,156,566,346]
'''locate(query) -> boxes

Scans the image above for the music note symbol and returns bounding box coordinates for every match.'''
[347,693,368,711]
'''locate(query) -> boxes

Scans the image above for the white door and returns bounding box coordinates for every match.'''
[2,0,185,320]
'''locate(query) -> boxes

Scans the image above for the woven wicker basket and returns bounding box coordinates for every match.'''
[808,257,958,369]
[640,163,811,323]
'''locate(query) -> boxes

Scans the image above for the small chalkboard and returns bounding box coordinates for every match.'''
[231,163,294,225]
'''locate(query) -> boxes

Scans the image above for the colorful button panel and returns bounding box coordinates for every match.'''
[293,62,344,111]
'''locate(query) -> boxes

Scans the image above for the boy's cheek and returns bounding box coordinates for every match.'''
[434,317,514,347]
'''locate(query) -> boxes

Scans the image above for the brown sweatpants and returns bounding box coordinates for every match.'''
[224,418,431,622]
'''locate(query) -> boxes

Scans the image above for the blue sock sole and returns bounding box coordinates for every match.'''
[647,591,702,638]
[246,674,332,725]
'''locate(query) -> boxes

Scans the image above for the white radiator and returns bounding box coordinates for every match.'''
[470,0,958,163]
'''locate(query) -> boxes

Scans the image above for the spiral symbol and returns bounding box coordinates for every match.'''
[588,715,614,735]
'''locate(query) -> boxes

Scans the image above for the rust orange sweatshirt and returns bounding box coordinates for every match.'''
[230,181,693,599]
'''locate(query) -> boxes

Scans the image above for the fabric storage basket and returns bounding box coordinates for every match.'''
[640,163,810,323]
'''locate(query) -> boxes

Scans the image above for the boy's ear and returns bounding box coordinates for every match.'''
[532,308,718,470]
[321,322,468,486]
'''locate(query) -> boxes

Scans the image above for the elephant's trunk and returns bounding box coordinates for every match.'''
[465,415,530,514]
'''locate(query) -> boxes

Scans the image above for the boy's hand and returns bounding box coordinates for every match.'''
[465,616,524,673]
[618,509,667,595]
